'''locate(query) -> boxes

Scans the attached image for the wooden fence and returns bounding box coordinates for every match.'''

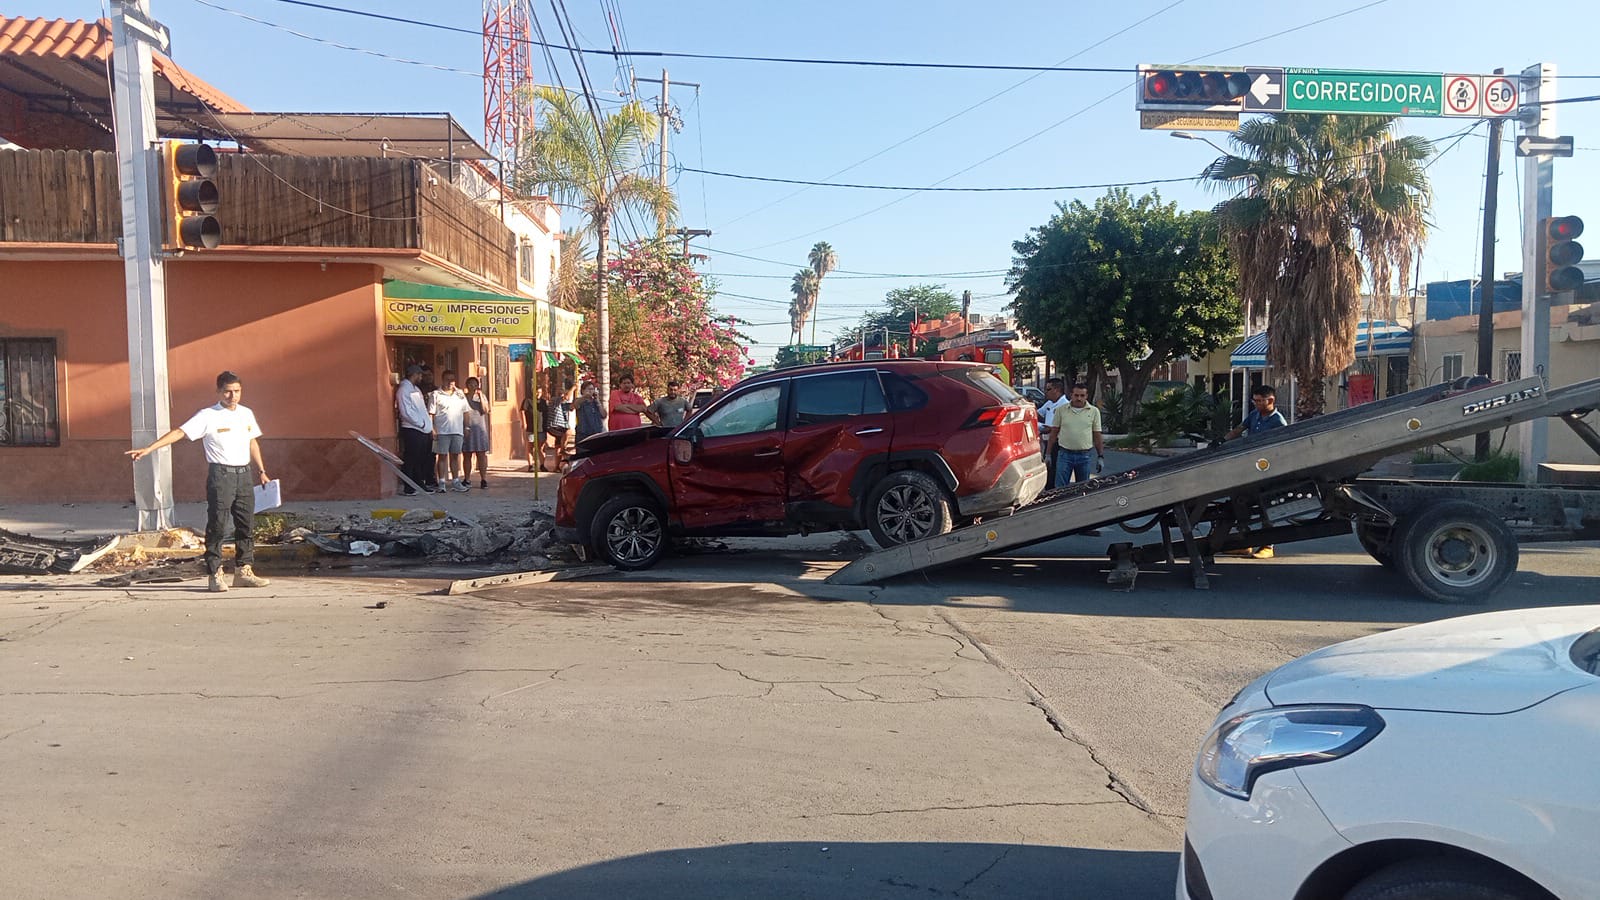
[0,149,518,289]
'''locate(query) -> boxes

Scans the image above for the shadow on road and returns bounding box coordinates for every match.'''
[467,841,1177,900]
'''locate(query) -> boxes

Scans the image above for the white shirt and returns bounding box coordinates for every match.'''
[396,380,430,432]
[1038,397,1065,429]
[429,388,469,436]
[178,403,262,466]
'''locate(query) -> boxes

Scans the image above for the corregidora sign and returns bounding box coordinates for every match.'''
[1285,69,1441,115]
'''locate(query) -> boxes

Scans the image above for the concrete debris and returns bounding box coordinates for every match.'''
[1,527,120,575]
[399,509,437,525]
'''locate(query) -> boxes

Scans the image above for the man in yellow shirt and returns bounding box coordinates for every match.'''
[1054,383,1104,487]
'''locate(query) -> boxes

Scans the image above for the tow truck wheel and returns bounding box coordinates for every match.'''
[1354,521,1397,568]
[1395,500,1518,604]
[590,494,669,570]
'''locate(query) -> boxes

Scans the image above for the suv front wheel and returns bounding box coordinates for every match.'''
[865,470,952,549]
[590,494,669,570]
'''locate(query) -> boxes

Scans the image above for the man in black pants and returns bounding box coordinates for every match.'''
[395,363,435,493]
[126,371,273,593]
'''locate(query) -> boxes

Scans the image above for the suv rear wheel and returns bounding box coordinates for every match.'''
[590,494,669,570]
[865,470,952,549]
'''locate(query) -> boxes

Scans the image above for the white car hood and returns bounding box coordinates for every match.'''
[1266,606,1600,714]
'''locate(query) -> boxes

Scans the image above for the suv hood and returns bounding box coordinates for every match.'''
[572,425,670,459]
[1265,606,1600,714]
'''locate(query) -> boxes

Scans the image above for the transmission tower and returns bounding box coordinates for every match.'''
[483,0,533,167]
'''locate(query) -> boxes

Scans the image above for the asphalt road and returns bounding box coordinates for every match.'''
[4,527,1597,900]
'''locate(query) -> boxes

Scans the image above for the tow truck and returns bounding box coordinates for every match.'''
[827,375,1600,603]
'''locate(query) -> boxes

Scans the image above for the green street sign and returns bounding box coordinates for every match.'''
[1236,67,1519,118]
[1284,69,1441,115]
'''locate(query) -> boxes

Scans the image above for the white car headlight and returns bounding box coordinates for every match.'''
[1197,705,1385,800]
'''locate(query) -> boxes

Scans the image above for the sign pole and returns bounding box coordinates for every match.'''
[1518,63,1556,484]
[1474,68,1505,463]
[110,0,176,531]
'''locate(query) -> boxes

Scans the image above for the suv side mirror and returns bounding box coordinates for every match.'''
[671,425,701,464]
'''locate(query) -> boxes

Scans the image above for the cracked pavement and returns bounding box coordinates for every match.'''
[6,531,1594,899]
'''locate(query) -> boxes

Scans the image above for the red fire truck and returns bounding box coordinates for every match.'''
[937,329,1018,385]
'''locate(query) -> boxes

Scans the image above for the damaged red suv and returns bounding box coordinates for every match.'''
[554,360,1046,570]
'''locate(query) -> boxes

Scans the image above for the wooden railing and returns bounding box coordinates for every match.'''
[0,148,517,290]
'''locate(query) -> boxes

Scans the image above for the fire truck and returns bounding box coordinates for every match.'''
[937,329,1018,385]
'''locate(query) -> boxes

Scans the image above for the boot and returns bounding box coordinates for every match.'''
[233,564,271,588]
[208,571,229,593]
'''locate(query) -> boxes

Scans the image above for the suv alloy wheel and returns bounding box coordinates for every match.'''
[865,470,953,548]
[590,494,669,570]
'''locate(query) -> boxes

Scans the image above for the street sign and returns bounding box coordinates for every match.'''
[1516,135,1575,158]
[1154,65,1520,118]
[115,2,170,55]
[1139,109,1238,131]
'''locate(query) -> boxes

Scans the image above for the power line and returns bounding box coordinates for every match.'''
[684,167,1196,192]
[256,1,1141,73]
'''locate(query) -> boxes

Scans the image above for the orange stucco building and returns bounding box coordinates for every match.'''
[0,16,571,504]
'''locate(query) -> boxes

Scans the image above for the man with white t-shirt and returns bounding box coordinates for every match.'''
[126,371,272,593]
[429,369,471,492]
[1036,378,1066,488]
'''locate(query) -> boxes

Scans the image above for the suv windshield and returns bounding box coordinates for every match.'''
[952,367,1024,404]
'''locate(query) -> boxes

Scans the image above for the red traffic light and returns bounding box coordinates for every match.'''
[1548,216,1583,241]
[1140,68,1250,108]
[1543,215,1586,293]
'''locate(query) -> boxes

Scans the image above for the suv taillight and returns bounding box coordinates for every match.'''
[963,405,1027,429]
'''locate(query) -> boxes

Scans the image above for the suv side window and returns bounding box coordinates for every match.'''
[699,384,783,438]
[790,371,887,426]
[878,371,928,412]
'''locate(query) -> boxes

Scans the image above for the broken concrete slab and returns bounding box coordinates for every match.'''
[446,564,614,596]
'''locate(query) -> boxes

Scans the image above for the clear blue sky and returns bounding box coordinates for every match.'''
[20,0,1600,362]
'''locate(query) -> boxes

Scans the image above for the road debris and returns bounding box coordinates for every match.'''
[1,527,119,575]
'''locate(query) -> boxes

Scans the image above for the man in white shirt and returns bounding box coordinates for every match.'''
[395,364,433,494]
[429,369,471,492]
[126,371,272,593]
[1036,378,1066,487]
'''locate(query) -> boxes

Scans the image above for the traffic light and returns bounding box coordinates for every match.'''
[1543,216,1585,294]
[163,141,221,250]
[1139,67,1252,109]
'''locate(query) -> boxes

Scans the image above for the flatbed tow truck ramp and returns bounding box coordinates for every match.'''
[827,375,1600,603]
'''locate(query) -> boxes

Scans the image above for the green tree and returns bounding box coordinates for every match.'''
[1008,188,1240,415]
[807,241,837,345]
[1205,114,1431,418]
[516,86,676,411]
[851,283,959,356]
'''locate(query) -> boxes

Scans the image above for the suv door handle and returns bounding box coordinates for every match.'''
[753,448,781,458]
[854,427,884,436]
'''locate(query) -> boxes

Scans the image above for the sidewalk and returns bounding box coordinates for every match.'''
[0,461,562,540]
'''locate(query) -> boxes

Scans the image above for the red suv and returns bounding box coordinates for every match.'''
[554,360,1046,569]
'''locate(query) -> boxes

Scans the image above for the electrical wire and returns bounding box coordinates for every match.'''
[684,168,1197,193]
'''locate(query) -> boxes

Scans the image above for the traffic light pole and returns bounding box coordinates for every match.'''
[1473,80,1504,463]
[1518,62,1555,485]
[110,0,177,530]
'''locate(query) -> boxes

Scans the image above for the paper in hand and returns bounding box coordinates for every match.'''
[253,478,282,513]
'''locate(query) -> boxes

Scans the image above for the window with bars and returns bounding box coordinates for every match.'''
[518,241,535,284]
[1503,350,1522,382]
[0,338,60,447]
[1441,353,1464,383]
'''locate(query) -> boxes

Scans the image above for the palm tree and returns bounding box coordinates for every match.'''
[1205,114,1431,418]
[789,268,820,345]
[806,241,837,345]
[516,85,675,411]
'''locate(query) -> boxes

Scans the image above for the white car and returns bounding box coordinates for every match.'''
[1181,606,1600,900]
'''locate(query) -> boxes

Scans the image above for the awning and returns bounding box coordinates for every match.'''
[382,280,582,353]
[1229,321,1413,368]
[204,112,492,160]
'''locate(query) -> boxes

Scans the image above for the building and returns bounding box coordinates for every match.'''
[0,15,576,504]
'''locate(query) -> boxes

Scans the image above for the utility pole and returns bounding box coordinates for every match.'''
[633,71,698,237]
[110,0,177,531]
[1474,69,1506,463]
[961,290,972,337]
[674,226,710,257]
[1518,63,1556,484]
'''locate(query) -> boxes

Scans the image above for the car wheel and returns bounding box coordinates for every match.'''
[589,494,668,570]
[1344,858,1542,900]
[865,470,952,549]
[1395,500,1518,603]
[1354,520,1397,568]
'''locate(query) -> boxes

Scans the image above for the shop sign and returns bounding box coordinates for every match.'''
[383,298,535,338]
